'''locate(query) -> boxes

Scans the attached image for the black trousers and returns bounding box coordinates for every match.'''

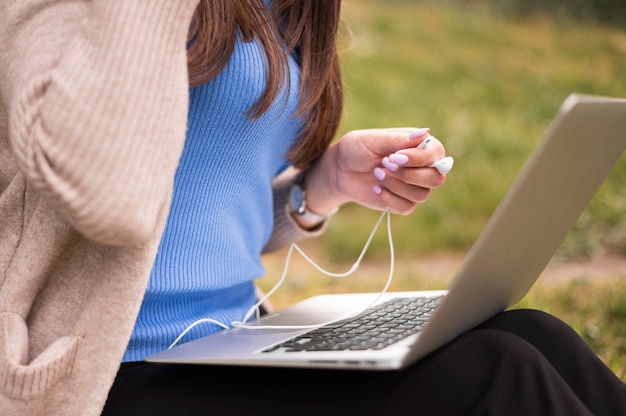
[102,310,626,415]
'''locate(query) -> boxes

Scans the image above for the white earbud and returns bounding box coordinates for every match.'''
[428,156,454,174]
[416,136,454,174]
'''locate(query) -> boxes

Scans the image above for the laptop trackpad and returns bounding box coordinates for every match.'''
[251,311,348,327]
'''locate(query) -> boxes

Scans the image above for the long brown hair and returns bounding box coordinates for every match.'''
[187,0,343,169]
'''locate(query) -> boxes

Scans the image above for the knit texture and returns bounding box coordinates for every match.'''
[0,2,324,415]
[124,34,303,362]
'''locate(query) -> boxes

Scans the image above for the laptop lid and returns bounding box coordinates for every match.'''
[403,93,626,365]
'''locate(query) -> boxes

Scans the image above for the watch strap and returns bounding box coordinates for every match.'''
[289,171,337,226]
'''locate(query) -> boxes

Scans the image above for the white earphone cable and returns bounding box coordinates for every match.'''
[168,208,394,349]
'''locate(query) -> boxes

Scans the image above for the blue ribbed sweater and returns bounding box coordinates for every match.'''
[123,37,303,362]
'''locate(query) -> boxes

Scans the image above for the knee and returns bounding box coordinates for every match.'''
[504,308,563,325]
[457,328,544,366]
[420,329,550,385]
[386,329,567,415]
[483,309,579,339]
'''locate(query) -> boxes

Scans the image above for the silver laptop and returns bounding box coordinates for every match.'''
[147,93,626,370]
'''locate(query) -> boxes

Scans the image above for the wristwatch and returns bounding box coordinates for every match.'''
[288,172,336,226]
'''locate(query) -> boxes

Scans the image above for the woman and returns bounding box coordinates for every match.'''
[0,1,624,415]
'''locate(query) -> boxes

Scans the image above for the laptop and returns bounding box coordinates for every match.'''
[147,93,626,370]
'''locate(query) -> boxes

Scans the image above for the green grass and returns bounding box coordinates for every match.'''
[262,0,626,382]
[321,0,626,262]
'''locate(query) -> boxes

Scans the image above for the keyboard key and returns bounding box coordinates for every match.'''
[262,296,444,354]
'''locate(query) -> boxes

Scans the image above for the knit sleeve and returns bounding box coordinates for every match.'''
[0,0,199,246]
[263,167,329,253]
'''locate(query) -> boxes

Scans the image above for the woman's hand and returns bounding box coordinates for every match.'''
[304,127,449,216]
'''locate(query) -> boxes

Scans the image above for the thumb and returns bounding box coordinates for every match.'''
[367,127,431,156]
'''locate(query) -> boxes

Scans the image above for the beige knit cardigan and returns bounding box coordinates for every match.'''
[0,1,324,414]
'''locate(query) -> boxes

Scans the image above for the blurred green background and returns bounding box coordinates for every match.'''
[261,0,626,380]
[329,0,626,262]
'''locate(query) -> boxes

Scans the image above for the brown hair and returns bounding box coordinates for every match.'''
[187,0,343,169]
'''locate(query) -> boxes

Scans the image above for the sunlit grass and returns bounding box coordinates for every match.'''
[324,0,626,262]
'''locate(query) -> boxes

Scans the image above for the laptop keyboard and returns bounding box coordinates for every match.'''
[261,296,444,353]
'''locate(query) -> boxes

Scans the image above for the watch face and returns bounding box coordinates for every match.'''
[289,184,306,215]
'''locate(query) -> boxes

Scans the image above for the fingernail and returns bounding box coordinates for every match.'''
[408,128,430,140]
[373,167,386,181]
[382,157,398,172]
[373,185,382,195]
[388,153,409,165]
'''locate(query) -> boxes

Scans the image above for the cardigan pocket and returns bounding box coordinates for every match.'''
[0,312,80,401]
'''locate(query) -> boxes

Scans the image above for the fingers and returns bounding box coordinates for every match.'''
[381,191,429,215]
[371,177,430,215]
[345,127,431,158]
[372,165,444,214]
[332,127,450,215]
[389,135,447,168]
[371,132,450,214]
